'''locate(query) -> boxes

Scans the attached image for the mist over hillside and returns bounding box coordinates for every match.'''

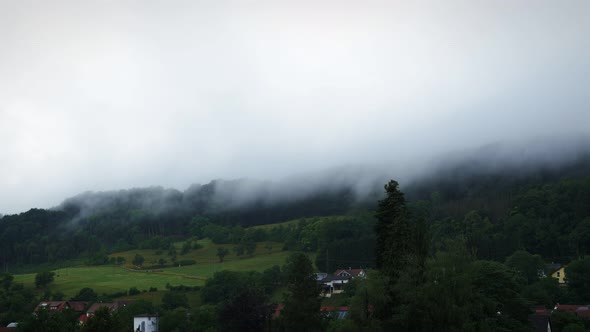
[408,136,590,194]
[45,137,590,225]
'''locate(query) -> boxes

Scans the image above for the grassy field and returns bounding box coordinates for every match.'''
[12,218,333,299]
[13,240,295,298]
[14,265,203,297]
[165,250,293,276]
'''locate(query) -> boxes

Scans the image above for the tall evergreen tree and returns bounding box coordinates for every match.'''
[218,287,273,332]
[279,253,323,332]
[375,180,413,281]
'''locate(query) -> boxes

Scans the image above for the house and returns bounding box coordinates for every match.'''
[134,314,159,332]
[318,269,366,297]
[550,265,567,285]
[333,269,366,279]
[34,301,68,313]
[34,301,88,314]
[319,275,351,297]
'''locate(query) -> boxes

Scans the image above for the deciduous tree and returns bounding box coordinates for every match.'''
[34,271,55,288]
[217,247,229,263]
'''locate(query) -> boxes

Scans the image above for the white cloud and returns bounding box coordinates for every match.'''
[1,0,589,213]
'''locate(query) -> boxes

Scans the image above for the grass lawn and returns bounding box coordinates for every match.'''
[13,241,299,299]
[14,265,204,298]
[164,249,292,277]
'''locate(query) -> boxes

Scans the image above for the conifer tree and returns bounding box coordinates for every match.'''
[375,180,413,281]
[279,253,323,332]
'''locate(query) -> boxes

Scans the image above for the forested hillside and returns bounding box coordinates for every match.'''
[0,180,373,270]
[0,155,589,272]
[407,155,590,262]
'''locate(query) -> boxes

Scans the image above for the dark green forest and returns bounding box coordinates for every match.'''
[2,156,589,270]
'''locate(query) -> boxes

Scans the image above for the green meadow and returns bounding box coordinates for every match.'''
[13,240,294,298]
[11,218,325,299]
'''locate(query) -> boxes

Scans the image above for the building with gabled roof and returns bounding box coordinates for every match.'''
[317,268,367,297]
[34,301,68,313]
[333,269,366,278]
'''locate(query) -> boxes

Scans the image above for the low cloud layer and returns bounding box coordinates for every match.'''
[1,1,589,214]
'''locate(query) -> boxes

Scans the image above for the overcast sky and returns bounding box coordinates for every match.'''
[1,0,589,214]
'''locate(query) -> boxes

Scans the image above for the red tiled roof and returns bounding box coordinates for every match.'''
[320,306,348,312]
[554,304,590,312]
[34,301,67,312]
[78,314,88,323]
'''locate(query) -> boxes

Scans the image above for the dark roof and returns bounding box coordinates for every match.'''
[546,263,563,274]
[334,269,365,277]
[320,275,351,282]
[87,301,132,314]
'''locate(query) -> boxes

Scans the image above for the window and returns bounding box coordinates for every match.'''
[557,272,561,278]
